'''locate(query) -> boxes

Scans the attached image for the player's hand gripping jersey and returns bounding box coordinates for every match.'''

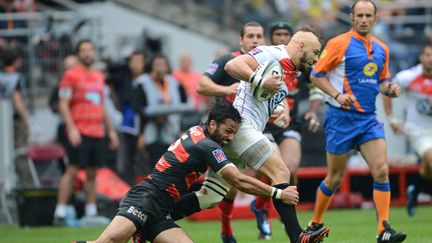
[233,45,297,131]
[312,30,390,113]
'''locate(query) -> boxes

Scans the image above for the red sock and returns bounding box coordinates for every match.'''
[255,176,271,210]
[219,198,234,237]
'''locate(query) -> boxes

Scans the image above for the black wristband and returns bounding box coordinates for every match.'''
[334,92,341,100]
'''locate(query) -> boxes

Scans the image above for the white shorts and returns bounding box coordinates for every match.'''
[223,119,276,171]
[406,126,432,157]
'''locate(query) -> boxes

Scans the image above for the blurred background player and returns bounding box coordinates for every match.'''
[250,20,324,240]
[54,40,119,225]
[305,1,406,242]
[383,43,432,217]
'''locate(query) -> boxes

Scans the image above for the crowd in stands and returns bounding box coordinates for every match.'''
[177,0,431,73]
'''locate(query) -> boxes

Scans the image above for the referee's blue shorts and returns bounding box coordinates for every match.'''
[324,105,385,154]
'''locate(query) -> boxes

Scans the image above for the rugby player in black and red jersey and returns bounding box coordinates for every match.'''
[77,98,300,243]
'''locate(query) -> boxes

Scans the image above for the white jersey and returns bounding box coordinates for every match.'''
[232,45,297,131]
[392,64,432,130]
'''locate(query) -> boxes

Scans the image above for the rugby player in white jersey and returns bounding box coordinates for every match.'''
[172,26,328,243]
[383,43,432,217]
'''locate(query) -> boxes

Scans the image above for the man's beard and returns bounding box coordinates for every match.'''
[298,53,309,73]
[81,57,93,67]
[210,129,224,145]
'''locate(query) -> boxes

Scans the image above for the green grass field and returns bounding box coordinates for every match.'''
[0,206,431,243]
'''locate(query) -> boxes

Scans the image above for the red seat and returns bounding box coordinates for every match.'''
[26,143,67,187]
[27,143,65,162]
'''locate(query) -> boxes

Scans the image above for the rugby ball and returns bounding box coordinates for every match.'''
[251,60,283,101]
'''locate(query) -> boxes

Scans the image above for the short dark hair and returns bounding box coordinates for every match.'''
[351,0,377,15]
[127,50,147,63]
[207,97,242,126]
[420,43,432,55]
[297,26,323,44]
[75,39,94,54]
[240,21,263,38]
[1,47,21,66]
[149,53,171,73]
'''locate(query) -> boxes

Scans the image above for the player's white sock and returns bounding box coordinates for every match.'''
[85,203,97,217]
[54,204,67,218]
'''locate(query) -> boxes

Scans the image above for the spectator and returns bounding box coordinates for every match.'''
[115,51,146,185]
[173,51,207,129]
[0,0,28,45]
[132,54,187,171]
[173,51,207,112]
[0,46,29,184]
[53,40,118,225]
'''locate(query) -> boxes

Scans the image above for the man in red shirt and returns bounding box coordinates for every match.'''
[54,40,118,225]
[173,51,208,112]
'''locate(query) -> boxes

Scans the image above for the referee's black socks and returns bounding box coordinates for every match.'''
[272,183,303,243]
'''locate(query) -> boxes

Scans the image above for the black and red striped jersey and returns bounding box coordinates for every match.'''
[203,51,243,103]
[145,125,232,201]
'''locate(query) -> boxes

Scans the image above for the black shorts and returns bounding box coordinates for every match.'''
[263,121,302,144]
[117,182,179,242]
[61,134,105,167]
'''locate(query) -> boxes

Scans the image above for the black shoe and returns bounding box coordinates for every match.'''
[298,223,330,243]
[376,221,407,243]
[221,234,237,243]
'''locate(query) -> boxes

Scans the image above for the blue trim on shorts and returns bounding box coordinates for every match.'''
[373,182,390,192]
[319,181,336,196]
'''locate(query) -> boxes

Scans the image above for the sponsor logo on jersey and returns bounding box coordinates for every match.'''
[126,206,148,223]
[268,89,288,114]
[363,62,378,76]
[85,91,101,104]
[249,47,263,56]
[320,49,327,59]
[358,78,377,84]
[206,63,219,75]
[212,148,227,163]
